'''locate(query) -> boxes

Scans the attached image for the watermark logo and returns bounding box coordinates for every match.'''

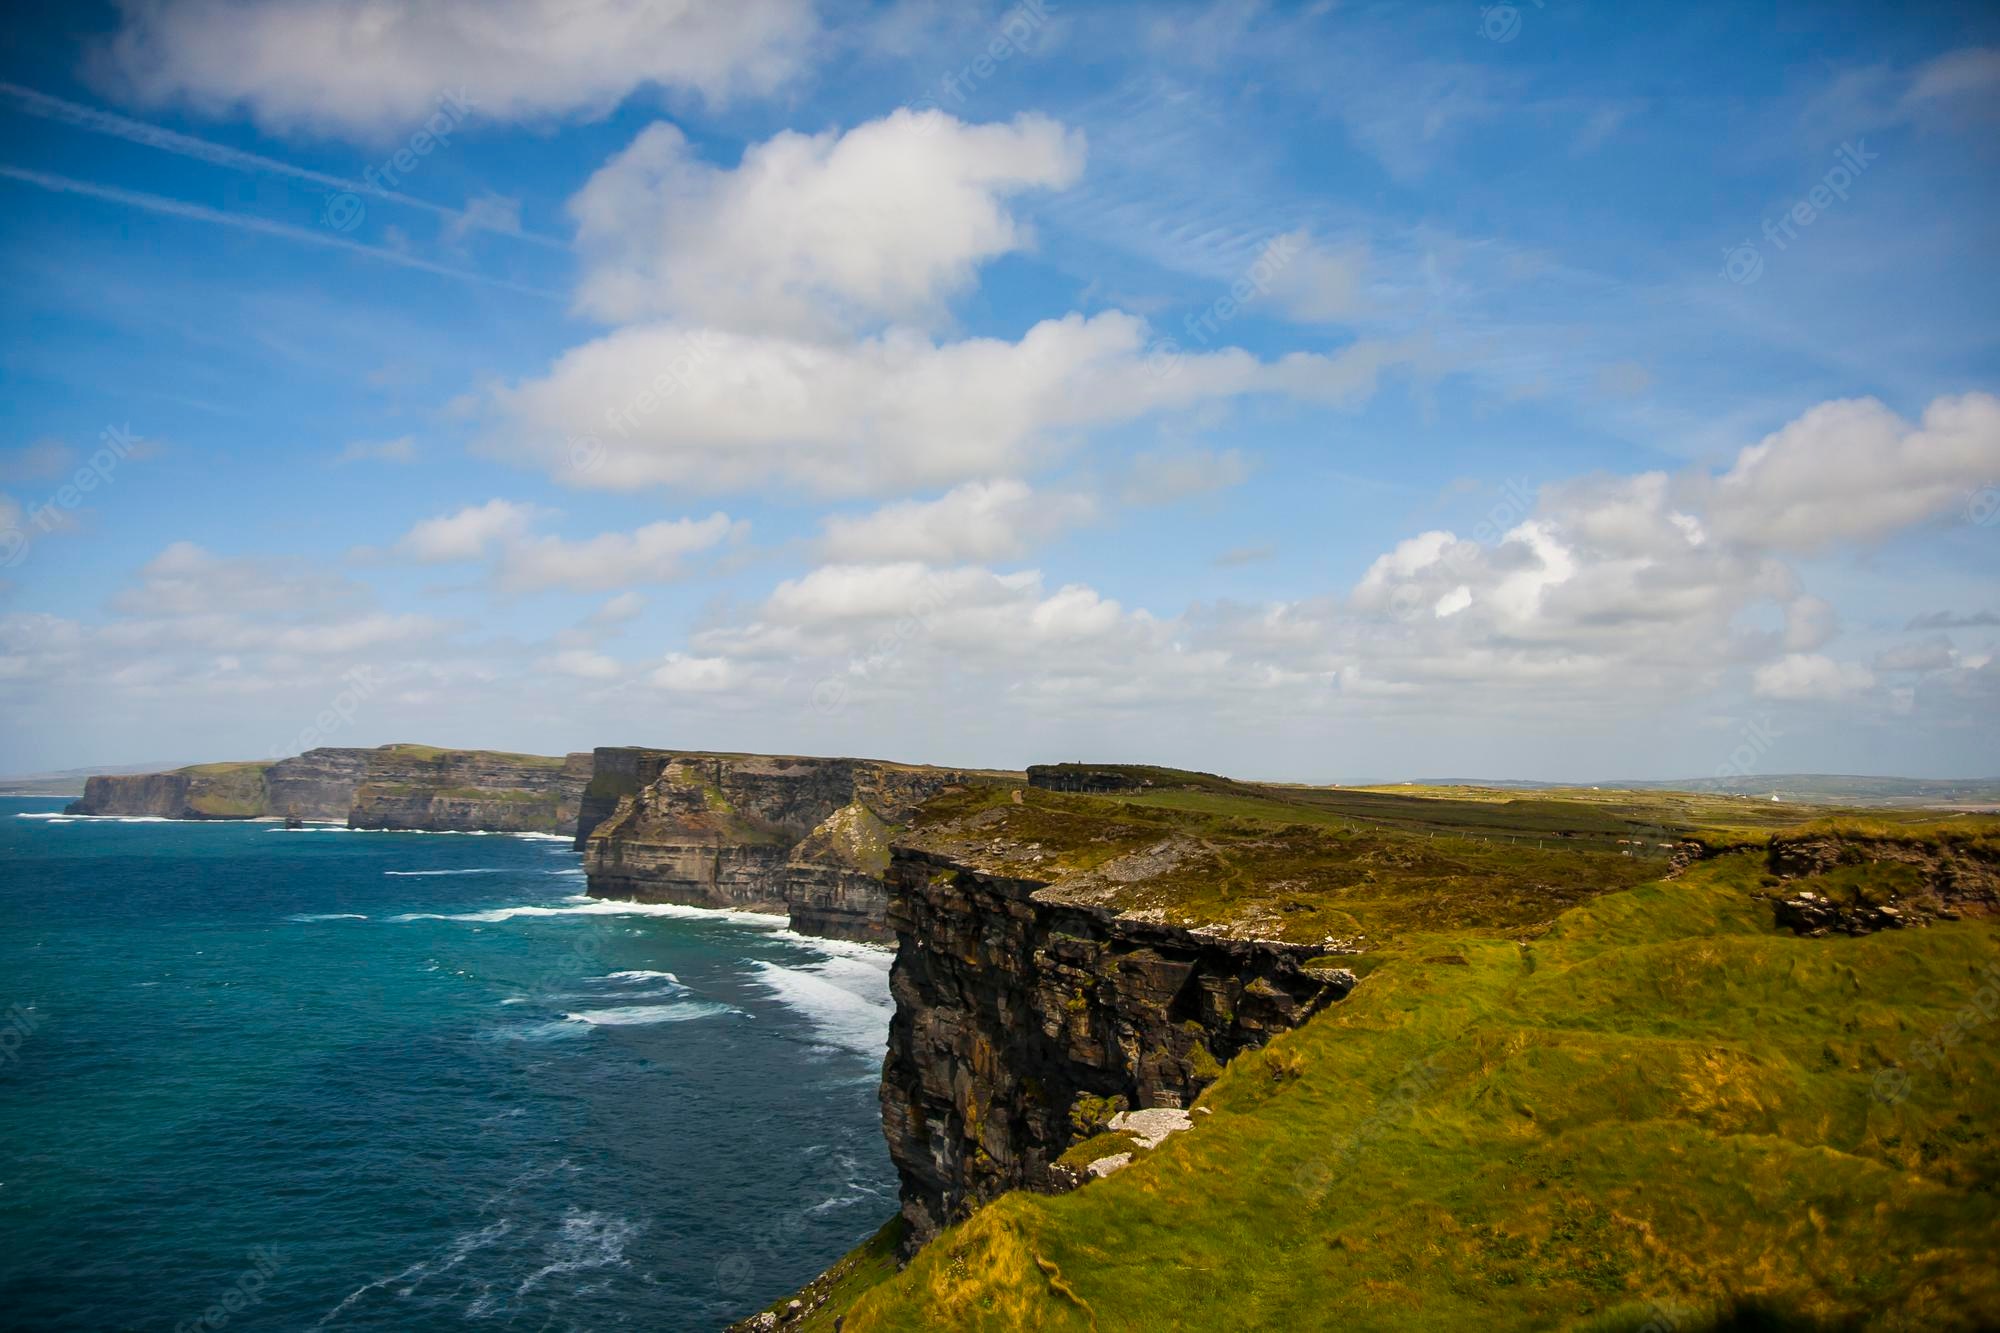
[907,0,1058,123]
[1720,242,1764,286]
[0,1003,43,1068]
[321,191,365,232]
[1480,4,1523,42]
[1713,712,1781,782]
[1966,484,2000,528]
[325,89,478,231]
[174,1247,282,1333]
[1726,141,1879,284]
[567,435,607,476]
[270,665,382,759]
[3,423,144,569]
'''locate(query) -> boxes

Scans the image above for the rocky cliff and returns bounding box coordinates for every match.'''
[349,747,593,834]
[879,844,1353,1247]
[579,750,985,941]
[66,745,590,833]
[264,748,373,819]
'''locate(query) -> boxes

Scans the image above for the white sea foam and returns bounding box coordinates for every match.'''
[561,1001,735,1026]
[391,895,786,928]
[749,957,893,1055]
[384,868,510,877]
[287,912,369,922]
[23,812,172,822]
[273,826,500,835]
[316,1219,513,1326]
[512,832,573,843]
[514,1208,639,1297]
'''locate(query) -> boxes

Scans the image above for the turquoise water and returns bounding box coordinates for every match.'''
[0,798,897,1331]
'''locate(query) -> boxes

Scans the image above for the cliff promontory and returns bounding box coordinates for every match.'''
[578,749,995,941]
[65,744,592,833]
[750,779,2000,1332]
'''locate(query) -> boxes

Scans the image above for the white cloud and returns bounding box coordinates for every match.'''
[652,652,737,692]
[571,110,1086,335]
[487,311,1409,496]
[392,499,539,563]
[1267,231,1371,323]
[1753,654,1876,701]
[93,0,816,138]
[498,513,744,592]
[1707,392,2000,552]
[821,480,1093,564]
[447,193,522,244]
[590,591,647,625]
[544,648,623,680]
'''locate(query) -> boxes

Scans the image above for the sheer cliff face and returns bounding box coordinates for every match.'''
[265,749,373,819]
[67,747,590,832]
[348,750,592,834]
[578,750,974,941]
[879,849,1353,1247]
[71,771,208,818]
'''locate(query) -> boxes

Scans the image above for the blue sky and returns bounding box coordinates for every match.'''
[0,0,1996,781]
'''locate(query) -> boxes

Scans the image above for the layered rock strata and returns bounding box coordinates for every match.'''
[66,746,591,833]
[349,749,593,833]
[578,750,979,942]
[879,846,1354,1247]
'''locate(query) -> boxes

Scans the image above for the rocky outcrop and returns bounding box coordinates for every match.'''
[349,748,592,834]
[879,846,1354,1248]
[264,749,373,820]
[71,770,214,818]
[66,745,590,833]
[1763,830,2000,933]
[579,751,979,941]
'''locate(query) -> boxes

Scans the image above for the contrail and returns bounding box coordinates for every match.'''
[0,165,561,300]
[0,81,570,251]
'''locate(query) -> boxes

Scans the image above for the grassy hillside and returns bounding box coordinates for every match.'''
[762,773,2000,1331]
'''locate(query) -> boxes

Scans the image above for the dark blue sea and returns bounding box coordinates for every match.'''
[0,797,897,1331]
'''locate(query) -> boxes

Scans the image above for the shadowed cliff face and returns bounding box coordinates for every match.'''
[878,848,1353,1247]
[578,749,978,941]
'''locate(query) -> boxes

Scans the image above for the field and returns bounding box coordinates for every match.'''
[758,770,2000,1331]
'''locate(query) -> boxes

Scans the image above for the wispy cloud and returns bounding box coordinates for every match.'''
[0,165,560,300]
[0,81,569,250]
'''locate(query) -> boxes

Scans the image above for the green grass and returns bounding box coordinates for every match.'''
[904,782,1670,947]
[804,851,2000,1330]
[374,743,568,768]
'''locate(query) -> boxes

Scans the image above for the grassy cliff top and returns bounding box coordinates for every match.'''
[900,770,1996,947]
[371,743,571,767]
[770,845,2000,1331]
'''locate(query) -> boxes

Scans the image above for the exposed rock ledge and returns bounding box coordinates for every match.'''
[578,749,990,943]
[880,846,1354,1248]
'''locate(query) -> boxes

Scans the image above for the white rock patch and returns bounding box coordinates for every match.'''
[1085,1153,1132,1179]
[1108,1107,1194,1149]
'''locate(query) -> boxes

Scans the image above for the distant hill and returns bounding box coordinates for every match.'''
[0,763,185,797]
[1400,774,2000,809]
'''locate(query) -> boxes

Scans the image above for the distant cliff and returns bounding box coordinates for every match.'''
[578,749,993,942]
[350,748,594,833]
[65,745,591,833]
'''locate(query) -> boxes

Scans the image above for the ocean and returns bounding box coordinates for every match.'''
[0,797,897,1331]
